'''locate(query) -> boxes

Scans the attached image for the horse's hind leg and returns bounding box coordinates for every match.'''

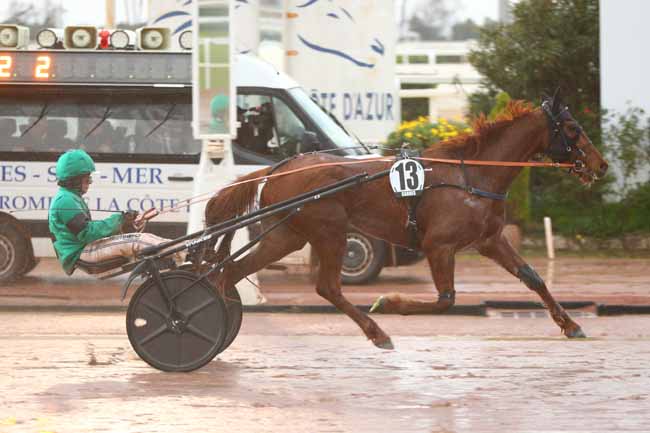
[210,219,306,291]
[371,246,457,315]
[311,236,394,349]
[477,233,585,338]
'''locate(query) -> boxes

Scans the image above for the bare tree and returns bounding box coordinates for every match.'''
[3,0,65,38]
[406,0,458,41]
[4,1,37,25]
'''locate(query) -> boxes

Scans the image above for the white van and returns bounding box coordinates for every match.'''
[0,33,421,284]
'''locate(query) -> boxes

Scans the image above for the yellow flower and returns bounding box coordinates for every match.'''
[464,128,472,133]
[430,128,439,135]
[404,132,413,138]
[448,131,458,137]
[439,117,449,124]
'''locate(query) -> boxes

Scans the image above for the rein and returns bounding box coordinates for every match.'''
[141,156,577,221]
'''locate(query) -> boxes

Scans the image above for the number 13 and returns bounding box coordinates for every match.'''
[395,160,419,190]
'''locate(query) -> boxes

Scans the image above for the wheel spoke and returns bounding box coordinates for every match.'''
[185,297,217,320]
[141,300,169,319]
[138,323,168,345]
[186,323,218,344]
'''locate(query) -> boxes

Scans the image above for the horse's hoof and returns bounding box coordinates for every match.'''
[566,326,587,339]
[373,337,394,350]
[370,296,386,314]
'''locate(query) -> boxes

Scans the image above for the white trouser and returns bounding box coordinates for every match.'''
[79,233,182,264]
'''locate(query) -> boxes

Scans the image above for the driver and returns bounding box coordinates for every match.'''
[48,149,180,275]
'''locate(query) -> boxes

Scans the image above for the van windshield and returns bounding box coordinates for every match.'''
[288,88,367,156]
[0,94,200,156]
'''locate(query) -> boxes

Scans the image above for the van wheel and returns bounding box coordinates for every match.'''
[0,222,29,283]
[341,232,385,285]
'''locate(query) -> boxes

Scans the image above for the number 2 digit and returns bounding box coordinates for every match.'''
[35,56,51,79]
[0,55,12,78]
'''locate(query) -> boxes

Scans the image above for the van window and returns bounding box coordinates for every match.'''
[272,97,307,154]
[235,94,277,160]
[234,93,309,164]
[288,88,363,155]
[0,96,200,156]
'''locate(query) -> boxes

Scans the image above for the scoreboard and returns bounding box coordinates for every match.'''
[0,50,191,85]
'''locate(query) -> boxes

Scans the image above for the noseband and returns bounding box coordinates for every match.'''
[541,101,586,171]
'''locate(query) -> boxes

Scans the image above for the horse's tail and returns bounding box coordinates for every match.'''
[204,167,271,263]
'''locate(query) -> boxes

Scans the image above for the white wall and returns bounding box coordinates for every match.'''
[600,0,650,189]
[600,0,650,113]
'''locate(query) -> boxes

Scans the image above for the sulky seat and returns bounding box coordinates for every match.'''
[75,256,130,275]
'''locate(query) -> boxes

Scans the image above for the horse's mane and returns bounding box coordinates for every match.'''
[423,100,537,159]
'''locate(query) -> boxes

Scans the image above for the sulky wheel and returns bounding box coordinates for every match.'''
[219,285,243,354]
[126,270,227,372]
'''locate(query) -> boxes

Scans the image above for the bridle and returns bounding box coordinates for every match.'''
[541,100,587,172]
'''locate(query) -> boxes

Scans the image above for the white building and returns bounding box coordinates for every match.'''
[600,0,650,188]
[396,40,482,120]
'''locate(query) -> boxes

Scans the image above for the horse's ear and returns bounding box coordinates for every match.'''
[551,86,562,112]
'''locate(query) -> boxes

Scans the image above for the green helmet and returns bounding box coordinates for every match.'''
[55,149,96,182]
[210,94,229,116]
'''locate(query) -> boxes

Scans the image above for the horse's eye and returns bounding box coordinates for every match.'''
[567,124,580,135]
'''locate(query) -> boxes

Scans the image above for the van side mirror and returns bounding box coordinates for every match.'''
[302,130,320,152]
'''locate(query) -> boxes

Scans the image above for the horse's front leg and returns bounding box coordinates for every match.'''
[371,246,456,315]
[477,233,586,338]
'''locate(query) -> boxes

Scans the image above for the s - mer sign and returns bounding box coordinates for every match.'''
[0,164,164,185]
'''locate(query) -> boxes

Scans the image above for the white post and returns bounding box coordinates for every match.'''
[428,95,439,122]
[544,216,555,259]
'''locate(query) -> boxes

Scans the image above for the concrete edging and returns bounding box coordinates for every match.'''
[1,302,650,316]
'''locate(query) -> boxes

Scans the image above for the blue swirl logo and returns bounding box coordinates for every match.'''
[296,0,385,69]
[152,0,192,35]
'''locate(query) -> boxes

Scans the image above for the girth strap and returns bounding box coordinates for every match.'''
[406,195,421,251]
[459,157,508,201]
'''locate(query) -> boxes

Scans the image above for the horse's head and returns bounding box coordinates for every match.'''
[540,89,608,185]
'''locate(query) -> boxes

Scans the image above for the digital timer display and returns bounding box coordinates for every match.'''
[0,50,191,84]
[0,54,51,79]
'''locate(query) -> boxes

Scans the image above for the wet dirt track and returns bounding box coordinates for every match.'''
[3,256,650,307]
[2,312,650,433]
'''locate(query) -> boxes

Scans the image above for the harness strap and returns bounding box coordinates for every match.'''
[406,195,421,251]
[268,154,300,175]
[460,156,508,200]
[466,187,508,201]
[404,155,507,250]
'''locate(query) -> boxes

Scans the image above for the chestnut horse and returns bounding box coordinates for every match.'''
[204,94,608,349]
